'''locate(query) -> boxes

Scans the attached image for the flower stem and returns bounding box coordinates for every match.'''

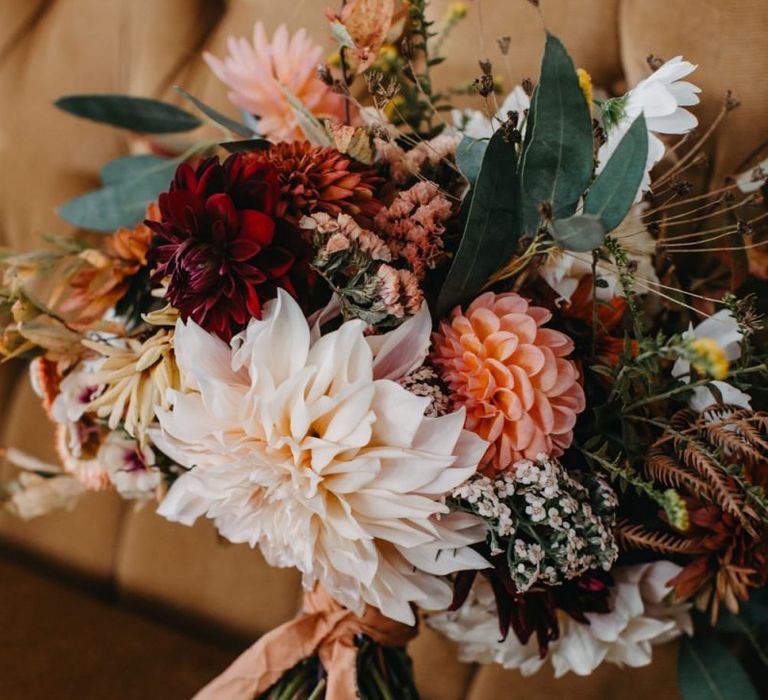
[306,678,327,700]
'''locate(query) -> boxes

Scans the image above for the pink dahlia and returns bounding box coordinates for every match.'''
[204,23,346,142]
[432,292,585,473]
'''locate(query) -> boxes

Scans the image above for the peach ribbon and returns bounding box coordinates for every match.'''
[193,586,417,700]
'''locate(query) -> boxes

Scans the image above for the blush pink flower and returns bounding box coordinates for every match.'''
[375,181,453,279]
[376,264,423,319]
[204,23,346,142]
[432,292,586,473]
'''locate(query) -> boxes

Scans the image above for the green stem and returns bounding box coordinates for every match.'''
[307,678,327,700]
[735,617,768,667]
[624,365,765,412]
[276,665,312,700]
[369,663,396,700]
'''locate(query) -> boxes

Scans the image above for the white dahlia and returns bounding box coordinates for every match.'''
[155,290,489,624]
[429,561,692,677]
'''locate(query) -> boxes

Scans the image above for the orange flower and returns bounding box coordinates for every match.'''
[54,205,158,327]
[432,292,586,473]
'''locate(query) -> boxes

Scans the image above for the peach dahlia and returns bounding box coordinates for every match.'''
[432,292,585,473]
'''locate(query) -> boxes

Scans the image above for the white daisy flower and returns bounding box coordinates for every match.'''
[599,57,701,200]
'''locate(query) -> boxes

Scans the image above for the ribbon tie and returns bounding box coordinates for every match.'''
[193,586,417,700]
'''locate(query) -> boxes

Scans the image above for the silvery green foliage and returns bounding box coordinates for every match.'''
[450,456,619,592]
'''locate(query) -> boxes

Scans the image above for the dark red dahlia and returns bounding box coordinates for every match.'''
[147,154,313,340]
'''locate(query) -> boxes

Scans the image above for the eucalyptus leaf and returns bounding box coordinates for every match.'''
[715,590,768,633]
[550,213,606,252]
[55,94,201,133]
[59,158,179,232]
[519,33,593,233]
[174,86,254,138]
[221,139,272,153]
[437,130,520,317]
[455,136,488,187]
[329,20,357,49]
[584,114,648,231]
[239,109,262,135]
[278,84,333,147]
[100,155,168,185]
[678,635,759,700]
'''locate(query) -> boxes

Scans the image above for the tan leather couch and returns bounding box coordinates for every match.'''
[1,2,766,698]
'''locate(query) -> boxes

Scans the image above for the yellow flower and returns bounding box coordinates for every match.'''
[577,68,593,109]
[689,337,730,380]
[378,43,398,63]
[384,94,406,120]
[662,489,689,531]
[446,2,469,20]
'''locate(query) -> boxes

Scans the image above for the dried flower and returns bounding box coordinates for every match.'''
[303,212,391,262]
[303,212,420,327]
[432,292,586,473]
[374,130,462,185]
[4,471,85,520]
[375,181,453,279]
[83,329,179,444]
[375,264,423,319]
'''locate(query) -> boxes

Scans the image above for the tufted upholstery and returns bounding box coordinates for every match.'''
[0,1,765,698]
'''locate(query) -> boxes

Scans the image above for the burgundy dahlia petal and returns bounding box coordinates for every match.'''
[148,154,313,340]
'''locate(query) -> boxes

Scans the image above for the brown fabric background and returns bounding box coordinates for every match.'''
[0,1,765,698]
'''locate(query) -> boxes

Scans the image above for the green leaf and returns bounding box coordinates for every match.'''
[519,33,593,233]
[716,589,768,633]
[329,20,357,49]
[584,114,648,231]
[678,635,759,700]
[550,213,605,252]
[59,158,179,232]
[55,94,201,133]
[100,155,168,185]
[455,136,488,187]
[239,109,262,135]
[220,139,272,153]
[437,130,520,317]
[174,86,254,138]
[278,84,332,147]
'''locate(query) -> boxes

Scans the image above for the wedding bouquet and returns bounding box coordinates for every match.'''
[2,1,767,698]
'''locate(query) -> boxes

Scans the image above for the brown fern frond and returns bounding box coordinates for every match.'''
[645,447,712,496]
[699,408,768,455]
[679,440,749,525]
[750,412,768,434]
[617,520,700,554]
[737,420,768,455]
[706,423,764,465]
